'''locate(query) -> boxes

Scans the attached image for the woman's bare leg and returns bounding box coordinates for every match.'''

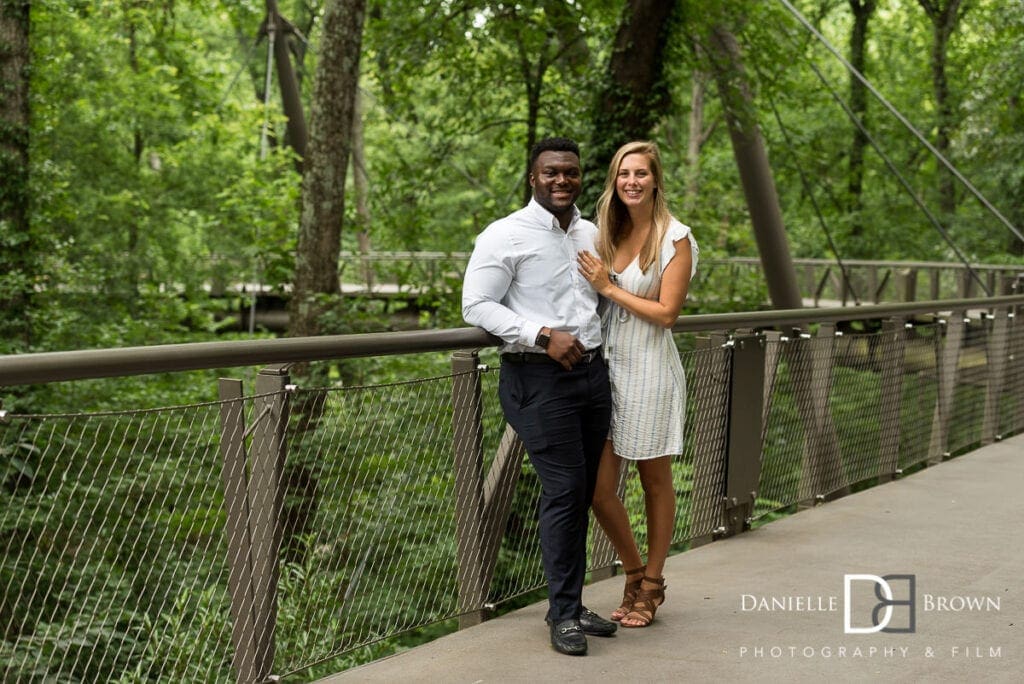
[591,439,644,618]
[621,455,675,627]
[634,455,675,577]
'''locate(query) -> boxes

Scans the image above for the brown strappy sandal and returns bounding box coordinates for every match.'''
[620,575,666,628]
[610,565,646,621]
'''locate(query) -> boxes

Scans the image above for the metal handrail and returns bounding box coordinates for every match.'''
[337,251,1024,272]
[2,294,1022,387]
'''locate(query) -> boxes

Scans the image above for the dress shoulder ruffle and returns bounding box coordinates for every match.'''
[660,217,699,278]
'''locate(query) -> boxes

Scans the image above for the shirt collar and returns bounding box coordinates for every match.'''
[527,198,581,232]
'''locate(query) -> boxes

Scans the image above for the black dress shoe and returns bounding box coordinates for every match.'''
[548,618,587,655]
[579,607,618,637]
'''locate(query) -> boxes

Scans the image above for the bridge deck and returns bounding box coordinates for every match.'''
[321,434,1022,682]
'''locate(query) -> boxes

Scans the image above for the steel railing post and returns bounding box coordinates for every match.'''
[721,335,765,537]
[928,313,964,464]
[250,364,291,680]
[450,350,488,627]
[761,330,782,433]
[218,379,259,684]
[981,308,1010,444]
[903,268,918,302]
[877,318,906,481]
[960,270,973,299]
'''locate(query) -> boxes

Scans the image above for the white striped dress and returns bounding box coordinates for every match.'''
[604,218,698,460]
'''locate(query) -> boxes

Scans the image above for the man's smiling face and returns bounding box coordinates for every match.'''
[530,150,582,219]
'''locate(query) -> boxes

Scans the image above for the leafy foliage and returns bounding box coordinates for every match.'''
[3,0,1023,680]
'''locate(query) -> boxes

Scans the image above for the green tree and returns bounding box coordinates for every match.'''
[585,0,681,208]
[916,0,967,225]
[290,0,367,339]
[846,0,877,238]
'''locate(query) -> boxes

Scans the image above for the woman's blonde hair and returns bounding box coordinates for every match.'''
[595,141,672,274]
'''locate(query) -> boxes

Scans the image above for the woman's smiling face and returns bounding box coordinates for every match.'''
[615,153,656,209]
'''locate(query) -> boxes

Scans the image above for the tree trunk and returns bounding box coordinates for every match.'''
[584,0,679,208]
[290,0,367,339]
[847,0,876,242]
[0,0,31,349]
[918,0,965,224]
[705,24,802,309]
[499,1,587,206]
[684,74,708,214]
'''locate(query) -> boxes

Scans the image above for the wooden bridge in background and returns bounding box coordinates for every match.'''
[229,253,1023,332]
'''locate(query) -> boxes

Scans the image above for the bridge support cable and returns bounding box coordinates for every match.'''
[245,16,278,336]
[775,0,1024,247]
[755,67,861,305]
[793,47,991,297]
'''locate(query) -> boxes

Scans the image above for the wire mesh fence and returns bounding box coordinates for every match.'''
[271,374,469,676]
[2,302,1021,682]
[752,310,1022,521]
[897,322,942,469]
[1,401,235,682]
[677,343,730,541]
[999,313,1024,437]
[275,346,730,676]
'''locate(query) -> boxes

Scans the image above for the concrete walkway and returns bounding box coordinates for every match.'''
[321,435,1022,683]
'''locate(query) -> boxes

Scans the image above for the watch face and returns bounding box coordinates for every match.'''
[537,333,550,348]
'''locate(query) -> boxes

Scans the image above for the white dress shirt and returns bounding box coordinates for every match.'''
[462,199,603,353]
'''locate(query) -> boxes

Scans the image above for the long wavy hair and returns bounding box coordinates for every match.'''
[595,141,672,274]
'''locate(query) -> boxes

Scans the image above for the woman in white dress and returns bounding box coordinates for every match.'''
[577,140,697,628]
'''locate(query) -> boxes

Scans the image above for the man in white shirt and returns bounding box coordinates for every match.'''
[462,138,615,656]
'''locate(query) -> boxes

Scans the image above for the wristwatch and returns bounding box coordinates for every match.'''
[535,328,551,349]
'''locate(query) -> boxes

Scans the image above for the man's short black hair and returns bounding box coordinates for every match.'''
[529,137,580,170]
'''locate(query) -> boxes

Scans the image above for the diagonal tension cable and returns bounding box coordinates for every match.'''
[776,0,1024,246]
[800,53,991,296]
[749,53,862,304]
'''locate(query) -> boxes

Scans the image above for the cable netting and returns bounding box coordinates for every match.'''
[1,400,239,682]
[2,307,1018,681]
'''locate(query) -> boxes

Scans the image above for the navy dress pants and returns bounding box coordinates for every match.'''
[498,355,612,622]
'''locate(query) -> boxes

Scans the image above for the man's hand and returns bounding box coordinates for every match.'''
[546,329,586,370]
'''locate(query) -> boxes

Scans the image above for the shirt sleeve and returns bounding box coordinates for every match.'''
[462,226,543,346]
[661,219,699,279]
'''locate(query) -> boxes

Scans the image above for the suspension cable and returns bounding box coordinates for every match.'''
[252,15,277,336]
[799,52,991,295]
[775,0,1024,246]
[259,14,277,162]
[750,54,861,304]
[216,36,260,113]
[770,106,861,304]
